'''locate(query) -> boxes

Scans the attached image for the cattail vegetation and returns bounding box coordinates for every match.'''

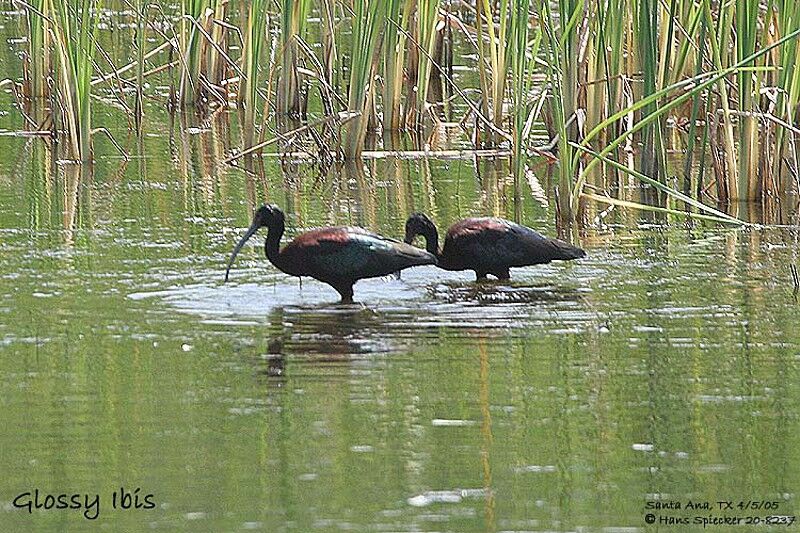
[6,0,800,225]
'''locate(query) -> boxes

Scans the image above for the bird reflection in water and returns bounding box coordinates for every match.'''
[253,304,393,387]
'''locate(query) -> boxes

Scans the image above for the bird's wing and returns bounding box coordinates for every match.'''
[443,218,584,267]
[298,228,435,280]
[442,218,512,261]
[503,222,586,264]
[499,223,557,264]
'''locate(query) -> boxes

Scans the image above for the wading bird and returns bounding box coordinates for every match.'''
[226,205,437,302]
[404,212,585,280]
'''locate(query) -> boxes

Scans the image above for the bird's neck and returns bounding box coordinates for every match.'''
[264,221,284,265]
[423,227,440,257]
[423,226,458,270]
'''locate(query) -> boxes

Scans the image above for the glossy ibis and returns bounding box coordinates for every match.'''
[404,212,585,280]
[225,205,437,302]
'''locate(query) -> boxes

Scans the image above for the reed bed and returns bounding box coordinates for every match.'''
[7,0,800,225]
[534,0,800,223]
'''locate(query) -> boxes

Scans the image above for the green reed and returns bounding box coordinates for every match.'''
[26,0,50,101]
[179,0,214,106]
[134,0,145,130]
[410,0,441,128]
[537,0,582,223]
[342,0,386,158]
[510,0,537,191]
[635,0,667,183]
[735,0,759,200]
[277,0,311,118]
[239,0,270,150]
[48,0,98,162]
[474,0,514,146]
[771,0,800,195]
[319,0,337,92]
[383,0,412,132]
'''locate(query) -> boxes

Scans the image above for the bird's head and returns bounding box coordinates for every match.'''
[250,204,284,230]
[225,204,285,282]
[404,212,439,253]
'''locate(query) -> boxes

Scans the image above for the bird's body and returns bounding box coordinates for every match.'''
[226,206,436,302]
[405,213,585,280]
[271,226,436,300]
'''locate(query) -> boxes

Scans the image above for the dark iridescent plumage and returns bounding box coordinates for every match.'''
[225,205,436,302]
[404,212,585,280]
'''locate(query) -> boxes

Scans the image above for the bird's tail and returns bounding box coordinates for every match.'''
[549,239,586,261]
[392,244,437,279]
[397,243,438,266]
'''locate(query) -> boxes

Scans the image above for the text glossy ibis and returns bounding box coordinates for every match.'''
[225,205,437,302]
[404,212,585,280]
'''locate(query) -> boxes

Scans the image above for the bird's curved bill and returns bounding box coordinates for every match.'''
[224,222,260,282]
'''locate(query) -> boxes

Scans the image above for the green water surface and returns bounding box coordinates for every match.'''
[1,121,799,532]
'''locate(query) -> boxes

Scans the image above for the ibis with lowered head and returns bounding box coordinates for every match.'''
[226,205,437,302]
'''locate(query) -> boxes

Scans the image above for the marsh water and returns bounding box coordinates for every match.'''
[2,109,800,533]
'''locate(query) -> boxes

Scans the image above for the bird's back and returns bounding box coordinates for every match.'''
[281,227,435,281]
[442,218,584,270]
